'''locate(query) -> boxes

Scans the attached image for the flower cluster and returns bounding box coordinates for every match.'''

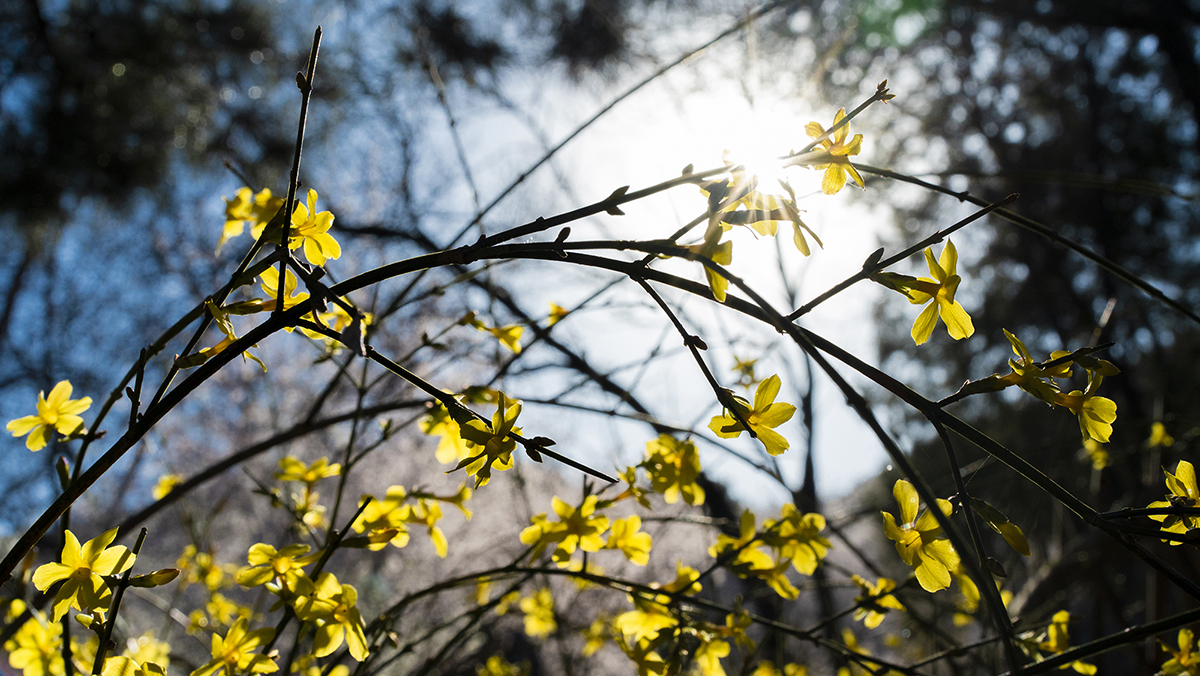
[708,506,830,600]
[956,330,1119,442]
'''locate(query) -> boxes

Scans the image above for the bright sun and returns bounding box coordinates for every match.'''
[701,102,822,197]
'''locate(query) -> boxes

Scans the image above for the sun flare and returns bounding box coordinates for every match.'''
[703,105,822,197]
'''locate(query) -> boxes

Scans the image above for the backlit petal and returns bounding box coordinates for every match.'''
[911,303,939,345]
[939,300,975,340]
[893,480,919,525]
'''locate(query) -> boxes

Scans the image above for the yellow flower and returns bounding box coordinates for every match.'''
[802,108,865,195]
[234,543,320,592]
[581,616,610,657]
[1148,421,1176,448]
[994,329,1073,406]
[1081,439,1109,470]
[302,302,372,352]
[218,188,281,254]
[421,404,472,465]
[693,636,730,676]
[351,486,412,550]
[189,617,277,676]
[548,303,570,325]
[881,480,959,592]
[731,356,758,387]
[7,380,92,451]
[1147,460,1200,545]
[101,655,166,676]
[288,189,340,267]
[176,301,266,371]
[605,515,652,565]
[199,593,251,630]
[476,655,528,676]
[5,607,65,676]
[152,474,184,500]
[751,662,807,676]
[614,634,668,676]
[708,374,796,456]
[176,545,235,591]
[873,240,974,345]
[518,588,556,639]
[1036,611,1096,675]
[32,528,136,621]
[851,576,906,629]
[641,435,705,506]
[761,504,831,575]
[1160,628,1200,676]
[1051,371,1117,443]
[518,495,609,566]
[406,499,449,558]
[708,511,798,599]
[686,235,733,303]
[293,572,369,661]
[614,597,677,645]
[122,634,171,670]
[257,267,309,314]
[454,393,523,488]
[274,456,341,487]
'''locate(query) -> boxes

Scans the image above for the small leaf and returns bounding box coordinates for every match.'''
[174,352,210,369]
[997,523,1030,557]
[985,557,1008,578]
[130,568,181,588]
[555,227,571,242]
[56,457,71,490]
[969,498,1031,556]
[863,247,885,269]
[682,163,694,176]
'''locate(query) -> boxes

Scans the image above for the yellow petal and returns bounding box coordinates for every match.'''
[26,424,52,450]
[753,375,781,411]
[756,427,790,456]
[46,381,73,409]
[91,545,136,576]
[893,480,919,525]
[911,303,939,345]
[938,240,959,276]
[32,561,74,591]
[939,299,974,340]
[924,247,945,282]
[7,415,43,435]
[914,555,951,592]
[821,166,847,195]
[757,402,796,428]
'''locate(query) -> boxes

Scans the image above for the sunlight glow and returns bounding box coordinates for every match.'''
[703,103,823,197]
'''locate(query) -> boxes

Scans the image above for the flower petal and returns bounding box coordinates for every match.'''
[46,381,72,409]
[32,562,74,591]
[7,415,43,436]
[939,299,975,340]
[939,240,959,277]
[911,303,940,345]
[754,375,781,411]
[821,166,847,195]
[893,480,919,525]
